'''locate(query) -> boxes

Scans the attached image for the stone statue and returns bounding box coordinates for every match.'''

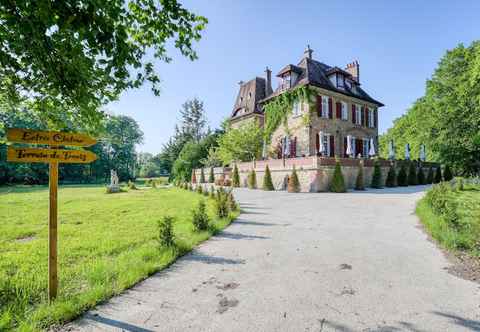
[107,169,120,193]
[110,170,119,186]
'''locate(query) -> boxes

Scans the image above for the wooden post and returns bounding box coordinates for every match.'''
[49,161,58,301]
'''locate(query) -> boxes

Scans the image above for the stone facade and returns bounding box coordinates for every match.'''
[230,46,384,160]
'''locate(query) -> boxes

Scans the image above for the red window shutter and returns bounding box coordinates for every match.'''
[352,104,356,124]
[329,135,335,157]
[293,137,297,157]
[316,95,322,117]
[343,137,348,157]
[328,97,333,118]
[290,137,296,157]
[374,109,378,128]
[336,102,341,118]
[360,106,364,126]
[315,133,320,154]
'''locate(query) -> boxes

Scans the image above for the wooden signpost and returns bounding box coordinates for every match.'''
[6,128,97,301]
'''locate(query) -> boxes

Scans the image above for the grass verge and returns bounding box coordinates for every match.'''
[416,183,480,256]
[0,185,238,331]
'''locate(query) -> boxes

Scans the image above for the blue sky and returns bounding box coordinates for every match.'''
[108,0,479,154]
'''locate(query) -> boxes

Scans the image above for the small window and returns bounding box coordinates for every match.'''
[322,96,329,118]
[337,74,345,89]
[292,101,301,117]
[368,108,374,127]
[341,102,348,120]
[248,92,252,99]
[355,104,361,125]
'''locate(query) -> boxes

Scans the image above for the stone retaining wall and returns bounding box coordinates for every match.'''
[193,157,438,192]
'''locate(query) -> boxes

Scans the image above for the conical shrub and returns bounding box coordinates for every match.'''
[232,164,240,187]
[288,166,301,193]
[330,161,346,192]
[397,164,408,186]
[262,165,274,191]
[200,168,205,183]
[434,166,442,183]
[209,167,215,183]
[247,169,257,189]
[191,169,197,184]
[371,160,383,189]
[407,162,418,185]
[426,167,434,184]
[417,167,425,185]
[385,165,397,187]
[355,162,365,191]
[443,165,453,181]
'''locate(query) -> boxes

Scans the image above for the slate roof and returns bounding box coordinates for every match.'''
[260,57,384,107]
[231,77,267,118]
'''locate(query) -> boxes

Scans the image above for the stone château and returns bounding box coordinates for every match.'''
[230,46,384,159]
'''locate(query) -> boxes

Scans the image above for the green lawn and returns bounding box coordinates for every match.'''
[0,185,237,331]
[417,183,480,256]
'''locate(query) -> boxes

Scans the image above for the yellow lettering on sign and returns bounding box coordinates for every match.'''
[7,128,97,147]
[7,147,97,164]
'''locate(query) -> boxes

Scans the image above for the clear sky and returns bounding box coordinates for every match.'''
[108,0,479,154]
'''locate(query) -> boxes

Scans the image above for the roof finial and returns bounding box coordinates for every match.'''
[304,45,313,60]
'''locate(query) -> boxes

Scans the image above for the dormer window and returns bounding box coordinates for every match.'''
[279,74,291,90]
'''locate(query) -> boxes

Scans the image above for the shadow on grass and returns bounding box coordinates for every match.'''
[82,313,154,332]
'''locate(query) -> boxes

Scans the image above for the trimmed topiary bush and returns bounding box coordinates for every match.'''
[371,160,383,189]
[426,167,434,184]
[288,166,301,193]
[200,168,205,183]
[232,164,240,187]
[330,161,346,192]
[397,164,408,186]
[407,162,417,185]
[157,215,175,247]
[209,167,215,183]
[434,167,442,183]
[227,191,238,211]
[262,165,274,191]
[192,200,209,231]
[128,180,138,190]
[417,167,425,185]
[443,165,453,181]
[247,169,257,189]
[209,185,215,198]
[355,161,365,191]
[196,185,203,194]
[215,187,230,218]
[385,165,397,187]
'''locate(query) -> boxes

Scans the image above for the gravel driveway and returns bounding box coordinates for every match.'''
[67,186,480,332]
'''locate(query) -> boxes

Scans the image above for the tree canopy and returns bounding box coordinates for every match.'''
[380,41,480,174]
[217,121,263,165]
[0,0,207,128]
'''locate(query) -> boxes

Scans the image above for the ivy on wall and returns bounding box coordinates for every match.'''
[263,85,315,143]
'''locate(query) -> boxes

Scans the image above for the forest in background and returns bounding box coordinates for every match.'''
[379,41,480,175]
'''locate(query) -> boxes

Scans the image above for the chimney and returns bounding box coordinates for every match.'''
[345,60,360,83]
[265,66,273,96]
[304,45,313,60]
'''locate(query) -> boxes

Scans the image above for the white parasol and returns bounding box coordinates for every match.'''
[346,135,352,157]
[405,143,410,160]
[318,132,325,155]
[369,137,376,157]
[419,144,426,162]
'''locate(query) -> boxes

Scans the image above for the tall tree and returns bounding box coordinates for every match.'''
[380,41,480,175]
[0,1,207,128]
[178,98,207,142]
[217,121,263,165]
